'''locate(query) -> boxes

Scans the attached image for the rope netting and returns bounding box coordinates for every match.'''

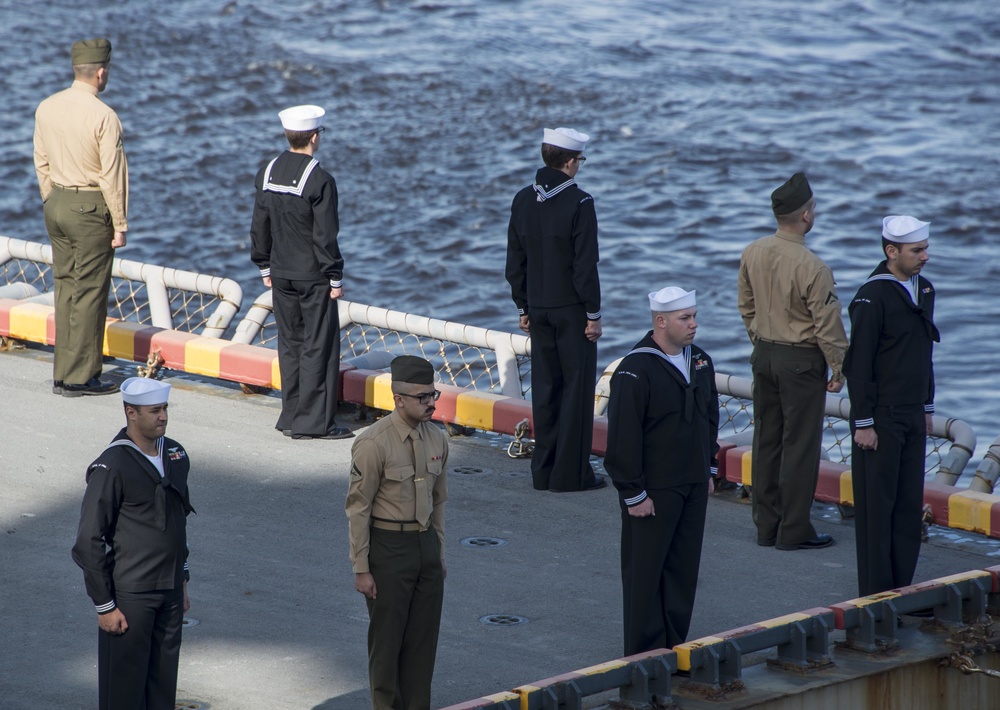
[2,258,224,334]
[720,392,946,473]
[1,257,50,293]
[253,314,524,395]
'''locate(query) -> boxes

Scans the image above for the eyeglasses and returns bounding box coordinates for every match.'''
[398,390,441,405]
[575,156,587,162]
[316,126,326,134]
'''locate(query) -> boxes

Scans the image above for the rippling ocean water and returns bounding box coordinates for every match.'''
[2,1,998,455]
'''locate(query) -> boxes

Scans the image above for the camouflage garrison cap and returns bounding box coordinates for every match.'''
[71,38,112,65]
[390,356,435,385]
[771,172,813,215]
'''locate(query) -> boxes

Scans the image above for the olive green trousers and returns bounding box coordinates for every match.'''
[43,186,115,385]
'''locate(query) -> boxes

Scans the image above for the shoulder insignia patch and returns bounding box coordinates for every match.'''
[351,463,363,478]
[824,291,839,305]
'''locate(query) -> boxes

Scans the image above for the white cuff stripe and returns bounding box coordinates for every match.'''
[330,280,343,289]
[624,490,647,506]
[587,311,601,320]
[925,404,935,412]
[260,268,270,277]
[95,600,116,613]
[854,418,875,428]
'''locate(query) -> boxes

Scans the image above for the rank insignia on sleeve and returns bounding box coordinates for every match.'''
[351,463,363,477]
[824,291,839,305]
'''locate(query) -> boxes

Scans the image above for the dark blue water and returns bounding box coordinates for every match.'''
[2,0,998,457]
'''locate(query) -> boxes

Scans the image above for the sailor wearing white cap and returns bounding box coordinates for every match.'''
[278,104,325,132]
[120,375,171,405]
[72,376,195,710]
[844,215,938,597]
[604,286,719,654]
[882,214,930,243]
[250,104,352,440]
[505,126,603,492]
[541,126,589,152]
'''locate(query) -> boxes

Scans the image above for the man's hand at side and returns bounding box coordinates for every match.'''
[585,317,602,342]
[854,427,878,451]
[627,497,655,518]
[355,572,377,600]
[98,608,128,635]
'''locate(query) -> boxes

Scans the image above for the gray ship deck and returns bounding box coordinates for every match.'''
[2,347,996,709]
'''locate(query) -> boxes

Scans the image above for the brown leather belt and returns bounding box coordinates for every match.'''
[52,183,101,192]
[371,519,424,532]
[756,338,818,350]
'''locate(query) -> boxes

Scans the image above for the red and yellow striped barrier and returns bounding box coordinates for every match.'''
[721,444,1000,540]
[0,299,283,388]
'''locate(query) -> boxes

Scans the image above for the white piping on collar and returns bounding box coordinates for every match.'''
[263,157,319,197]
[533,178,576,202]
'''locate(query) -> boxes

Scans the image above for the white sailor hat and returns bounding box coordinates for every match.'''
[882,215,930,243]
[542,127,589,152]
[649,286,697,312]
[278,104,325,132]
[121,377,171,406]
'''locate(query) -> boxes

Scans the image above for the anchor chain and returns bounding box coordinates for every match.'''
[947,653,1000,680]
[507,418,535,459]
[137,348,165,379]
[942,615,1000,680]
[921,504,934,542]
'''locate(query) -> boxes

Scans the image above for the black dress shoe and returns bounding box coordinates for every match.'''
[52,380,64,395]
[62,377,119,398]
[291,427,354,440]
[776,534,834,551]
[757,538,776,547]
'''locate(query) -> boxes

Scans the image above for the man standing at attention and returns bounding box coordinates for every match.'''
[737,172,847,551]
[605,287,719,655]
[72,378,194,710]
[844,215,938,596]
[346,355,448,710]
[34,38,128,397]
[250,104,351,440]
[505,126,605,492]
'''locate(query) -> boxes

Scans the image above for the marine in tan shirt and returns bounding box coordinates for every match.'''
[737,172,847,552]
[33,38,129,396]
[737,229,846,381]
[345,355,448,710]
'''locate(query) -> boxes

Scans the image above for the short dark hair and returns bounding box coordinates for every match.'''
[881,237,903,258]
[285,129,318,150]
[541,144,580,170]
[73,62,107,79]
